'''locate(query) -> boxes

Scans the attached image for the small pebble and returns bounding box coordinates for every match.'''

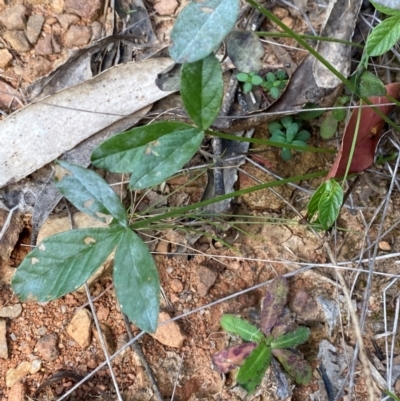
[379,241,391,251]
[170,279,183,293]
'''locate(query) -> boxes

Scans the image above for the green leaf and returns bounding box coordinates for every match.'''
[286,123,299,142]
[91,122,204,190]
[237,72,249,82]
[295,130,311,142]
[370,0,400,15]
[220,315,265,342]
[318,179,344,230]
[237,342,272,393]
[251,75,263,85]
[272,348,312,384]
[291,140,307,150]
[55,161,127,227]
[281,148,292,160]
[12,227,123,302]
[113,228,160,333]
[268,121,283,132]
[357,71,387,97]
[270,87,280,99]
[271,327,310,349]
[281,116,293,130]
[181,54,223,129]
[320,113,339,139]
[365,15,400,57]
[243,82,253,93]
[169,0,240,63]
[277,69,287,80]
[266,72,276,83]
[307,181,329,220]
[332,107,346,121]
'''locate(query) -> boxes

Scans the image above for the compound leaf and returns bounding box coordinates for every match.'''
[237,342,272,393]
[169,0,240,63]
[113,228,160,333]
[91,122,204,190]
[212,342,258,373]
[12,227,123,302]
[272,348,312,384]
[261,277,288,336]
[365,15,400,57]
[221,314,265,342]
[271,327,310,349]
[55,160,127,227]
[181,53,223,129]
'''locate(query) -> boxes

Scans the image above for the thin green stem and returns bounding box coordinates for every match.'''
[129,170,327,230]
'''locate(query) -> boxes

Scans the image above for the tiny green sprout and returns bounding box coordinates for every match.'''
[237,71,264,94]
[261,69,288,99]
[212,278,312,393]
[269,116,311,160]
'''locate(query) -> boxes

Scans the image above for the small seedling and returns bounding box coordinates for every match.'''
[261,69,288,99]
[212,277,312,393]
[269,116,311,160]
[237,71,264,94]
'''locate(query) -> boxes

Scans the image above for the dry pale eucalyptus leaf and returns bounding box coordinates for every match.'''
[0,58,174,189]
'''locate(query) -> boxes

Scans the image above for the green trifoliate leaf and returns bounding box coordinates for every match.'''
[181,53,223,129]
[220,315,265,342]
[169,0,240,63]
[91,122,204,190]
[55,160,128,227]
[12,227,124,302]
[113,228,160,333]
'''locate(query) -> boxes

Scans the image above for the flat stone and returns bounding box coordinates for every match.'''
[3,30,30,53]
[150,312,186,348]
[35,334,59,361]
[91,21,103,40]
[0,304,22,319]
[56,13,80,29]
[93,322,116,354]
[0,48,13,69]
[8,381,26,401]
[51,0,65,13]
[6,361,31,387]
[30,359,42,374]
[0,5,27,30]
[24,56,53,83]
[67,308,92,348]
[64,25,91,47]
[193,265,217,297]
[0,319,7,358]
[35,34,61,55]
[26,14,45,44]
[64,0,104,21]
[0,80,20,110]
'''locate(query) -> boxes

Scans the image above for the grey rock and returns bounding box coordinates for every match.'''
[0,5,27,30]
[0,304,22,319]
[64,0,104,21]
[35,334,59,361]
[65,25,91,47]
[56,13,79,29]
[0,319,7,358]
[3,30,30,53]
[26,14,45,44]
[35,34,61,55]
